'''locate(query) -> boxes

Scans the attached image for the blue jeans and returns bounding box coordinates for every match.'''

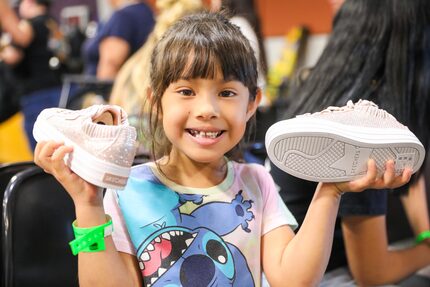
[20,86,62,151]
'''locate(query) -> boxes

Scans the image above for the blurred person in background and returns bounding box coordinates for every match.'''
[271,0,430,286]
[210,0,269,106]
[82,0,155,80]
[327,0,344,15]
[0,0,63,150]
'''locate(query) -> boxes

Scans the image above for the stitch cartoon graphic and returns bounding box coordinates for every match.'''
[117,175,256,287]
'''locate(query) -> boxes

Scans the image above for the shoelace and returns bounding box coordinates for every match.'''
[308,100,393,120]
[319,100,355,113]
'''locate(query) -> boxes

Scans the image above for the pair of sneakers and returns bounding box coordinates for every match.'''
[33,105,137,190]
[265,100,425,182]
[34,100,425,189]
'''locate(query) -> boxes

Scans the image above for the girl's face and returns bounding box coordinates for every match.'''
[160,71,260,164]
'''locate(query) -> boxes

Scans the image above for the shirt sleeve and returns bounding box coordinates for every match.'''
[99,10,135,44]
[103,188,136,254]
[255,164,299,234]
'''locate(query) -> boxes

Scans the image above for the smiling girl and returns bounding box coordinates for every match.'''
[34,11,412,287]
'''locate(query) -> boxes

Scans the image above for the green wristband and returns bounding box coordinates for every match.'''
[415,230,430,244]
[69,215,113,255]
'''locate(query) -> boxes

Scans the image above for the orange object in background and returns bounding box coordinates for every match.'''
[155,0,333,36]
[258,0,333,36]
[0,113,33,163]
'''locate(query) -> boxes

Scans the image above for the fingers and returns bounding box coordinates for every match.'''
[402,166,413,182]
[347,159,378,192]
[395,165,413,189]
[381,160,395,185]
[374,160,412,189]
[346,159,412,193]
[33,141,103,204]
[34,141,73,175]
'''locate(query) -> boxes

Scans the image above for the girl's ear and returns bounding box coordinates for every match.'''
[246,88,262,121]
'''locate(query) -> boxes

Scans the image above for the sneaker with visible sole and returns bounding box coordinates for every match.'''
[265,100,425,182]
[33,105,137,189]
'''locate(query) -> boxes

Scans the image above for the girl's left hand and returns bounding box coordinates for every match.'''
[335,159,412,194]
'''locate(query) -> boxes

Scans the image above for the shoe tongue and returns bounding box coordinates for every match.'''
[92,105,123,125]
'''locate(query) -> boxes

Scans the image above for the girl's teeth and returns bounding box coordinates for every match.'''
[197,131,217,138]
[192,130,220,138]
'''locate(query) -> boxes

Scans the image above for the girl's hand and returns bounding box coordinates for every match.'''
[325,159,412,195]
[34,141,103,207]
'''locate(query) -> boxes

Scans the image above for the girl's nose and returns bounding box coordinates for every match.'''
[195,94,220,120]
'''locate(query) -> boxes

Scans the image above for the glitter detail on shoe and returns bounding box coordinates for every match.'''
[33,105,137,189]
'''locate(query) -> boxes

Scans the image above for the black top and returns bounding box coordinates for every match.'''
[13,14,62,95]
[270,162,415,272]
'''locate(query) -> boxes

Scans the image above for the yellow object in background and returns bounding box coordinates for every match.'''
[266,26,309,101]
[0,113,33,163]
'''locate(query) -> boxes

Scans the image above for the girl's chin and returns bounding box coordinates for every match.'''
[188,154,225,164]
[179,150,227,165]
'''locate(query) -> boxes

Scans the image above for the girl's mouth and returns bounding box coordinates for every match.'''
[186,129,224,139]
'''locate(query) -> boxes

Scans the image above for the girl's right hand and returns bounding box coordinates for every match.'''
[34,141,104,207]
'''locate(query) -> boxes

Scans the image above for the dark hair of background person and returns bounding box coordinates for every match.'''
[285,0,430,184]
[220,0,268,75]
[35,0,51,8]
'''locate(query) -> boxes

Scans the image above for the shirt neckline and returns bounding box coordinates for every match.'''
[148,160,235,195]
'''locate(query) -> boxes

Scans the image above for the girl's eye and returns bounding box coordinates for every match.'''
[219,90,236,98]
[178,89,194,96]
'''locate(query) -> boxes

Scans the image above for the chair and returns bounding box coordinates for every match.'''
[2,166,78,287]
[59,74,113,109]
[0,161,36,287]
[0,161,35,195]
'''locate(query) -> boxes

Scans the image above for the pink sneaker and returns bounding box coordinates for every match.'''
[33,105,137,189]
[266,100,425,182]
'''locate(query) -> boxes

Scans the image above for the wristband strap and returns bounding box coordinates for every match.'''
[69,215,113,255]
[415,230,430,244]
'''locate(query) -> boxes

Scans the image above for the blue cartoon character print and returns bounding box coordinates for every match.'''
[117,171,255,287]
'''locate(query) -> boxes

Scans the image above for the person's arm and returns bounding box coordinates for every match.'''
[0,0,33,47]
[97,36,130,80]
[341,175,430,286]
[262,183,343,286]
[0,44,23,65]
[263,160,412,286]
[75,200,142,287]
[342,214,430,286]
[34,141,142,287]
[401,175,430,245]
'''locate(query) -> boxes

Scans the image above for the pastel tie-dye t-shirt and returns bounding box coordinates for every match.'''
[104,160,297,287]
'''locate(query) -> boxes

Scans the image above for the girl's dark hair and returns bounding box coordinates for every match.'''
[220,0,268,75]
[146,11,258,161]
[286,0,430,181]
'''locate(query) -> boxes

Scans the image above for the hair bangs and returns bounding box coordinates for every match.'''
[178,47,220,81]
[163,38,258,98]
